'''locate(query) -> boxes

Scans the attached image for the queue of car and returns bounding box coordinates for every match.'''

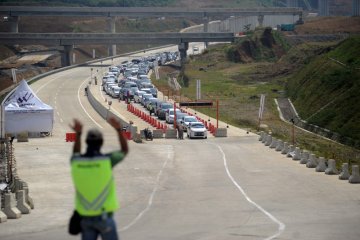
[101,51,207,139]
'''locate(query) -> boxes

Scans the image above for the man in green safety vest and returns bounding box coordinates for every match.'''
[69,117,129,240]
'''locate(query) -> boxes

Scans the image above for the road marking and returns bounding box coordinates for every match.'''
[213,143,285,240]
[77,78,103,129]
[35,70,75,94]
[119,145,173,232]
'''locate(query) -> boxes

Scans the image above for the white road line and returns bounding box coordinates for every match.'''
[35,70,75,94]
[77,78,103,129]
[213,143,285,240]
[119,145,173,232]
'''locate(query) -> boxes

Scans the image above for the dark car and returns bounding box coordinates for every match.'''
[157,102,173,120]
[119,87,134,101]
[140,83,157,97]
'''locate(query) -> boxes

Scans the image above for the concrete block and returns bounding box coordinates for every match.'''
[3,193,21,219]
[349,165,360,184]
[281,142,289,154]
[165,129,177,139]
[152,129,164,139]
[275,140,284,151]
[258,131,265,141]
[286,145,295,158]
[17,131,29,142]
[306,154,317,168]
[339,163,350,180]
[299,151,309,164]
[264,135,272,146]
[269,138,277,148]
[325,159,338,175]
[16,190,31,214]
[292,147,301,161]
[22,184,34,209]
[316,157,327,172]
[214,128,227,137]
[261,133,268,143]
[0,197,8,223]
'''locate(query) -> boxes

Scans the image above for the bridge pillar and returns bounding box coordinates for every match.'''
[107,16,116,57]
[318,0,330,16]
[178,42,189,66]
[61,45,73,67]
[257,15,264,28]
[353,0,360,16]
[9,16,19,33]
[203,16,209,48]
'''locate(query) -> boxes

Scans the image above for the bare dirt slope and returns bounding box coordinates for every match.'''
[296,16,360,35]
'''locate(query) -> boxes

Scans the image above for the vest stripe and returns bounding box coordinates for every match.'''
[76,176,113,211]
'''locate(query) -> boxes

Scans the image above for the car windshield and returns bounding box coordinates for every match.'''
[191,123,204,128]
[185,117,197,122]
[169,109,180,115]
[162,104,172,109]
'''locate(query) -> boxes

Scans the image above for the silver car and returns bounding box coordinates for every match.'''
[180,115,198,132]
[187,122,207,139]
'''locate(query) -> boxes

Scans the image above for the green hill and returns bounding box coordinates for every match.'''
[286,36,360,142]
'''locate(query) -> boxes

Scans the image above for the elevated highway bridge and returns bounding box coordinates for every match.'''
[0,6,303,18]
[0,6,303,56]
[0,32,235,66]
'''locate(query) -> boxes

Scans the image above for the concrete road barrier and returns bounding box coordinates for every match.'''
[300,151,309,164]
[214,128,227,137]
[258,131,265,141]
[349,165,360,184]
[0,198,7,223]
[292,147,301,161]
[15,190,31,214]
[325,159,338,175]
[22,182,34,209]
[153,129,164,138]
[269,138,277,148]
[165,129,177,139]
[261,133,268,143]
[316,157,327,172]
[286,145,295,158]
[275,140,284,151]
[265,135,272,146]
[339,163,350,180]
[306,154,317,168]
[281,142,289,154]
[3,193,21,219]
[87,86,138,138]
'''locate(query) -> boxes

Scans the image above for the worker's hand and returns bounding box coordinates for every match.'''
[70,119,83,134]
[108,117,122,130]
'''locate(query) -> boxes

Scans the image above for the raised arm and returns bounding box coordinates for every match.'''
[69,119,83,154]
[108,117,129,155]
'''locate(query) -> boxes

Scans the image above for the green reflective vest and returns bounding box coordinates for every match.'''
[71,156,119,216]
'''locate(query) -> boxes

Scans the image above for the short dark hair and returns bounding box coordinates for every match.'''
[86,129,103,147]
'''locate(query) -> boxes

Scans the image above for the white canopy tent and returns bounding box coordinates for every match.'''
[1,80,54,136]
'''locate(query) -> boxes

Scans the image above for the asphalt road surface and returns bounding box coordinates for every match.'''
[1,45,360,240]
